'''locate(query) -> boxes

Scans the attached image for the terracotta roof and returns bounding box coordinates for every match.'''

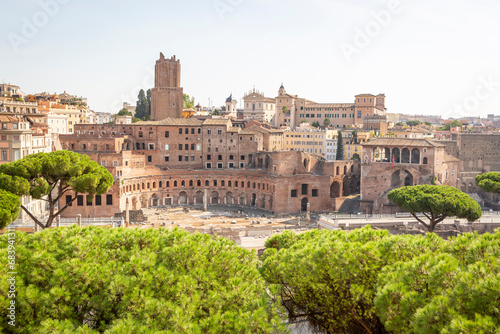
[203,119,231,125]
[305,103,355,108]
[0,115,19,122]
[362,138,445,147]
[137,118,203,126]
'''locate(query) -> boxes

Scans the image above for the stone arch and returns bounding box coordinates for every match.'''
[383,147,391,162]
[195,191,204,204]
[225,191,234,204]
[151,193,159,207]
[411,148,420,164]
[401,148,410,163]
[211,191,219,204]
[461,183,466,192]
[391,170,413,187]
[239,193,247,205]
[251,193,257,206]
[330,181,341,198]
[178,191,188,205]
[132,196,138,210]
[392,148,400,163]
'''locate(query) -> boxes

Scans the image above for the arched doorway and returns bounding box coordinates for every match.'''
[151,194,159,207]
[195,191,204,204]
[301,198,308,212]
[330,181,341,198]
[225,191,234,204]
[239,193,247,205]
[178,191,188,205]
[392,148,400,163]
[411,148,420,164]
[132,196,138,210]
[401,148,410,163]
[251,193,256,207]
[211,191,219,204]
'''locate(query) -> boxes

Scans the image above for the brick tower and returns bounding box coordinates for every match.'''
[151,53,183,120]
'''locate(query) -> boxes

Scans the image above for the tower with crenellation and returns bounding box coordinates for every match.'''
[151,53,183,120]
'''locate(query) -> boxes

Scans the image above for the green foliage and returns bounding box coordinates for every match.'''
[395,122,403,126]
[261,226,446,334]
[0,151,114,229]
[375,230,500,333]
[406,120,421,127]
[131,117,141,123]
[425,121,432,126]
[439,120,463,131]
[134,89,149,120]
[183,94,195,109]
[475,172,500,193]
[311,121,320,128]
[0,189,21,229]
[116,108,131,116]
[323,118,330,127]
[387,185,482,232]
[336,133,344,160]
[281,106,288,114]
[300,119,307,123]
[0,227,285,333]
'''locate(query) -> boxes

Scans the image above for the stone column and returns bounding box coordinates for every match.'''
[296,217,300,226]
[56,216,61,228]
[125,199,130,228]
[34,223,39,233]
[306,203,311,226]
[203,189,208,212]
[77,214,82,227]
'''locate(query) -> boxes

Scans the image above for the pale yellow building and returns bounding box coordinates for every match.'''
[283,129,326,154]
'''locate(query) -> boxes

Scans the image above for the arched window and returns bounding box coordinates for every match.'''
[221,180,225,187]
[228,180,232,187]
[189,180,193,187]
[235,181,239,187]
[181,180,185,187]
[197,180,201,186]
[423,157,428,165]
[174,181,178,187]
[205,180,209,186]
[166,181,170,187]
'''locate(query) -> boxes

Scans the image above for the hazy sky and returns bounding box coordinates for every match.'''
[1,0,499,119]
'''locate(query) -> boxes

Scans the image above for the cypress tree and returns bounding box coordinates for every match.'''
[336,132,344,160]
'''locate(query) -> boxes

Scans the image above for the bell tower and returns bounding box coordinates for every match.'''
[151,53,184,120]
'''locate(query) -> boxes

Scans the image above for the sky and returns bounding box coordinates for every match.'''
[1,0,500,119]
